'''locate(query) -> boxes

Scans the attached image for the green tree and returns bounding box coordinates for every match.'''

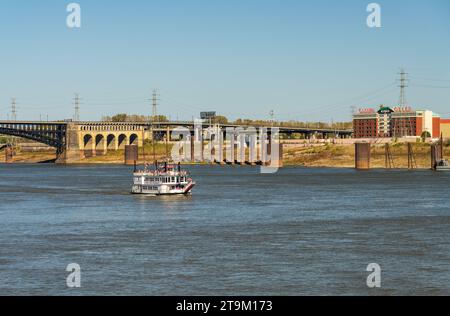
[152,115,169,122]
[421,131,431,140]
[213,116,229,124]
[111,114,128,122]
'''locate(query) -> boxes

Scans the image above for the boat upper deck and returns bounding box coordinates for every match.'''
[133,163,190,178]
[133,170,189,177]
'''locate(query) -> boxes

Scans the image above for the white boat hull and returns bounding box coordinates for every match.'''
[131,182,196,196]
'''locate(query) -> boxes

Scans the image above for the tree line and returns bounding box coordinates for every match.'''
[102,114,352,130]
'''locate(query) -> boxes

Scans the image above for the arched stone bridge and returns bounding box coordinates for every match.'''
[0,121,149,162]
[78,122,146,157]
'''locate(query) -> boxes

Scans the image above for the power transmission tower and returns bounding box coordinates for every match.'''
[73,93,80,122]
[11,98,17,121]
[397,69,410,137]
[269,110,275,126]
[398,68,408,107]
[152,89,159,123]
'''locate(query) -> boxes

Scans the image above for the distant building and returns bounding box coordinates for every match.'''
[441,119,450,139]
[353,106,441,138]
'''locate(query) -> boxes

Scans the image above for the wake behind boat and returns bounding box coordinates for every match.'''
[436,159,450,171]
[131,162,195,196]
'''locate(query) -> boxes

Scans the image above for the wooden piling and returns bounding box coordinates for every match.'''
[125,145,139,165]
[355,143,371,169]
[5,146,14,164]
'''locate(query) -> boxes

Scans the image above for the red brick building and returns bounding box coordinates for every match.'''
[353,106,441,138]
[441,119,450,139]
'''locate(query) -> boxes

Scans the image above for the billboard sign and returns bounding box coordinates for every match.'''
[200,112,216,120]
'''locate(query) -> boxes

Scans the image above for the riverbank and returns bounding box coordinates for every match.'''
[283,142,450,169]
[1,142,449,169]
[0,143,172,164]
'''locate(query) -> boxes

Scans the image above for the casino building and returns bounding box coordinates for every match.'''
[353,106,441,139]
[441,119,450,139]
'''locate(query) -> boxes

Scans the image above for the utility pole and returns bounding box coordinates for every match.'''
[11,98,17,121]
[73,93,80,122]
[270,110,274,127]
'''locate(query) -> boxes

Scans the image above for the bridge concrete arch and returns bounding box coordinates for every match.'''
[95,134,107,155]
[129,134,139,146]
[107,134,117,151]
[118,134,128,150]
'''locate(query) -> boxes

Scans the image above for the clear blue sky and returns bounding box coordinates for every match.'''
[0,0,449,122]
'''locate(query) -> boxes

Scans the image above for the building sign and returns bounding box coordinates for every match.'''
[200,112,216,120]
[393,106,413,113]
[377,106,395,115]
[358,108,375,114]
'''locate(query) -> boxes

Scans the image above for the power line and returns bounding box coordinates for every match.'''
[274,82,398,118]
[350,86,398,106]
[410,76,450,83]
[81,96,149,102]
[349,82,397,103]
[410,84,450,89]
[82,99,148,106]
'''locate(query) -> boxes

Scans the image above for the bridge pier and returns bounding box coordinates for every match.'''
[260,128,268,166]
[249,133,257,165]
[226,128,235,165]
[56,123,83,164]
[192,127,204,163]
[237,132,246,165]
[214,128,224,164]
